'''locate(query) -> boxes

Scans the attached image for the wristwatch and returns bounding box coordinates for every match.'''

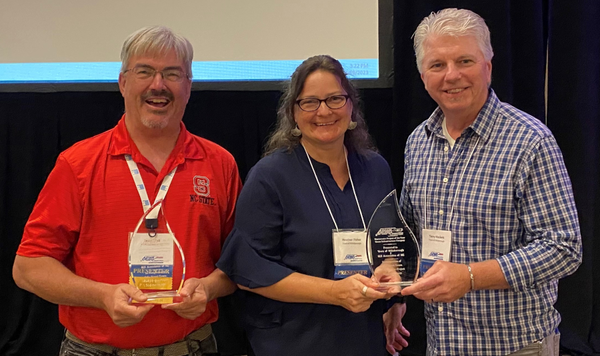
[387,295,407,307]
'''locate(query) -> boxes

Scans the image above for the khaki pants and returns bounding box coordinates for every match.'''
[425,332,560,356]
[508,332,560,356]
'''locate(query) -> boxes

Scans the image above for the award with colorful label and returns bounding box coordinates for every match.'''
[366,190,420,292]
[128,199,185,304]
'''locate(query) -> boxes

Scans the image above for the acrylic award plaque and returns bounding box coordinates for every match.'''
[128,199,186,304]
[366,190,420,292]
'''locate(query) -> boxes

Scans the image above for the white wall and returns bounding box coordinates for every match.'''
[0,0,378,63]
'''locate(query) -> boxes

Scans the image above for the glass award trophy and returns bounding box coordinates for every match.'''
[366,190,420,292]
[128,199,186,304]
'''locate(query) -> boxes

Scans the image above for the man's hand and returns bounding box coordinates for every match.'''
[102,284,154,327]
[162,278,209,320]
[401,261,470,303]
[383,302,409,355]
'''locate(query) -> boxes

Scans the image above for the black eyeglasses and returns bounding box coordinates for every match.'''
[123,65,189,82]
[296,94,350,112]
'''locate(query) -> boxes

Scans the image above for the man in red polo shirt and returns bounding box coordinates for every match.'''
[13,26,242,356]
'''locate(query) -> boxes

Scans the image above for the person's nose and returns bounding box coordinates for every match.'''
[316,100,332,115]
[444,63,462,82]
[148,71,167,90]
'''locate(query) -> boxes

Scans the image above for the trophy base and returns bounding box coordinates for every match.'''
[378,281,413,287]
[132,291,183,304]
[375,281,413,293]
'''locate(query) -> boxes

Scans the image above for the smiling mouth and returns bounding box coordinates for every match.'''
[445,88,465,94]
[145,97,170,108]
[315,121,336,127]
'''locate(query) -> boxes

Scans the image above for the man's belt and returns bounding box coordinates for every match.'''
[65,324,212,356]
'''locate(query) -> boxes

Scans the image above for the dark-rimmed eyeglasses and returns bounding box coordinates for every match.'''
[296,94,350,112]
[123,65,189,82]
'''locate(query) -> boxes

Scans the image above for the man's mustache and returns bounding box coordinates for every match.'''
[141,90,174,101]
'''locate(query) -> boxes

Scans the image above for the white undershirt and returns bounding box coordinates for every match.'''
[442,118,456,149]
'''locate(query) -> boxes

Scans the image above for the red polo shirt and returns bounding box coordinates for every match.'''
[18,116,242,348]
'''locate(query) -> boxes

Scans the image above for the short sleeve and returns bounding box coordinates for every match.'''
[217,164,294,288]
[17,154,83,261]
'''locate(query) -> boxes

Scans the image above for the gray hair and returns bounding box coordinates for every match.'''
[120,26,193,78]
[264,55,375,156]
[413,8,494,73]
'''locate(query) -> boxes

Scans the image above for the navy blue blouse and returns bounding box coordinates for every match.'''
[217,144,395,356]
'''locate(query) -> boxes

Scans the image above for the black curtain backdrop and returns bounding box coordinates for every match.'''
[1,1,598,355]
[546,1,600,355]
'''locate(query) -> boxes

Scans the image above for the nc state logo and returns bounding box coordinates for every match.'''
[193,176,210,197]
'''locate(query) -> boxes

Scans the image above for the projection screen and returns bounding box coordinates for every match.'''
[0,0,393,91]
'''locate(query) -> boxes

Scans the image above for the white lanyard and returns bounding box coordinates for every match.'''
[125,154,177,221]
[423,135,479,231]
[302,144,366,232]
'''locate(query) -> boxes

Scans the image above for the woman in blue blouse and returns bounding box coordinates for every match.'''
[217,55,408,356]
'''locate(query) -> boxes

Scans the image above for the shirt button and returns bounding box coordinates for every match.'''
[443,177,448,183]
[444,146,449,152]
[439,210,444,215]
[438,306,443,312]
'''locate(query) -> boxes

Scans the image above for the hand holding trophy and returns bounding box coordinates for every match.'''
[366,190,420,294]
[128,199,186,304]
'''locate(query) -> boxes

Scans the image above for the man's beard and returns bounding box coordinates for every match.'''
[140,89,173,129]
[141,114,169,129]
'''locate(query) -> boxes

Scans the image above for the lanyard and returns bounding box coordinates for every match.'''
[125,154,177,224]
[423,135,479,231]
[302,144,366,232]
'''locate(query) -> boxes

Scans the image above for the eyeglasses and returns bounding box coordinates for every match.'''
[123,66,189,82]
[296,94,350,112]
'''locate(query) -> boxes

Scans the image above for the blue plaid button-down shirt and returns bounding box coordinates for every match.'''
[400,90,582,355]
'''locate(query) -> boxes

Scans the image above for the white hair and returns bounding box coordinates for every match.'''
[413,8,494,73]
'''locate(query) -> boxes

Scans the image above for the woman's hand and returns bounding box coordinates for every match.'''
[331,274,387,313]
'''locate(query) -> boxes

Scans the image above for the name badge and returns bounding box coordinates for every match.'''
[332,229,369,279]
[129,232,174,290]
[420,229,451,275]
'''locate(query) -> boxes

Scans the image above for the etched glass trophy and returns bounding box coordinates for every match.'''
[128,199,186,304]
[366,190,420,292]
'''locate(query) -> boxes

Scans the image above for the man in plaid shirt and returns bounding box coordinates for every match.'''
[400,8,582,356]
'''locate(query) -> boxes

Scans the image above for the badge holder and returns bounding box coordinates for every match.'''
[332,229,370,279]
[366,190,420,293]
[128,199,186,304]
